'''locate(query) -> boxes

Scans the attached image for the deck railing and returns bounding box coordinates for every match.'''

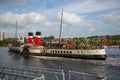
[0,66,106,80]
[0,66,45,80]
[68,70,107,80]
[0,66,65,80]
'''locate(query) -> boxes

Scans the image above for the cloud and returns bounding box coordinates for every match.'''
[0,0,26,5]
[57,12,84,25]
[0,0,120,37]
[102,13,120,24]
[0,12,52,27]
[56,11,96,32]
[64,0,120,14]
[85,24,96,32]
[0,12,57,38]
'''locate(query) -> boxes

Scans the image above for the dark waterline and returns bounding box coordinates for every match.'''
[0,47,120,80]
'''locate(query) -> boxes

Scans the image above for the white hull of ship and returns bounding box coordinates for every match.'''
[23,47,106,60]
[9,47,106,60]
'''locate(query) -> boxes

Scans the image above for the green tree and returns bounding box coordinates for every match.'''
[0,38,12,46]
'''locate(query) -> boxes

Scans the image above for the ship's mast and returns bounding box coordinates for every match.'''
[15,20,17,38]
[59,8,63,45]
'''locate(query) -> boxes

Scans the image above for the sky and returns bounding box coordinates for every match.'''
[0,0,120,38]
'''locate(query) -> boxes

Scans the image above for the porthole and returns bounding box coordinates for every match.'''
[67,51,69,54]
[55,51,57,53]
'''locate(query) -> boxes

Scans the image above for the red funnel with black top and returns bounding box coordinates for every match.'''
[28,32,33,44]
[35,32,41,46]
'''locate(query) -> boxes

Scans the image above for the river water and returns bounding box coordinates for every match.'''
[0,47,120,80]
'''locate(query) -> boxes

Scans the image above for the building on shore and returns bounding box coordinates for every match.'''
[0,30,5,41]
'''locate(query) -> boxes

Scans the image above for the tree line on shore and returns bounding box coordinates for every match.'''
[0,35,120,47]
